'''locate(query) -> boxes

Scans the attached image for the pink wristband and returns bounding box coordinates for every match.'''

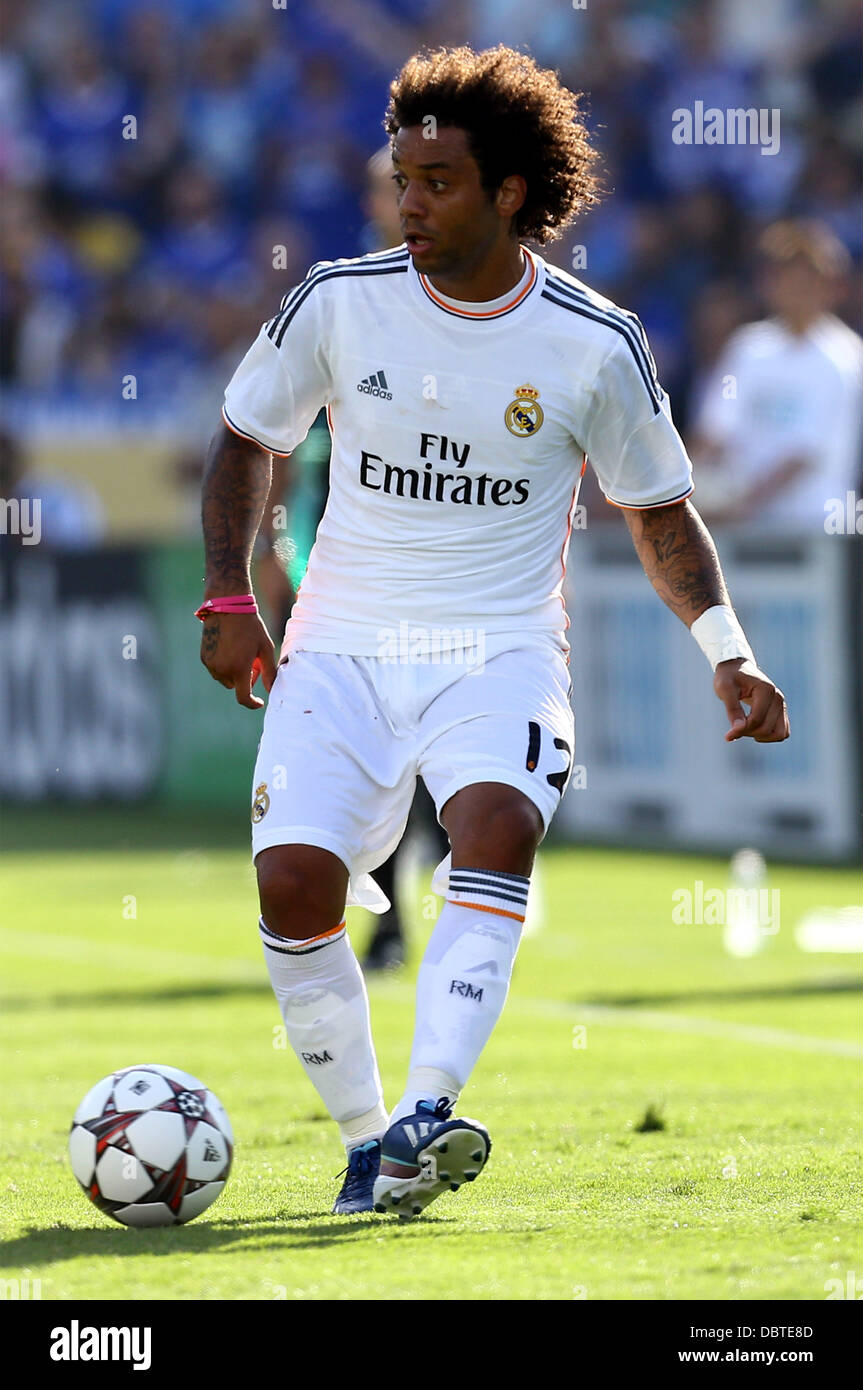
[195,594,258,620]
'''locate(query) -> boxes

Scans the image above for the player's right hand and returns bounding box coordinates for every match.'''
[714,659,790,743]
[200,612,277,710]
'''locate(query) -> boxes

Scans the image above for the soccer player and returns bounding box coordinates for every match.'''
[199,46,789,1218]
[359,142,452,972]
[691,219,863,528]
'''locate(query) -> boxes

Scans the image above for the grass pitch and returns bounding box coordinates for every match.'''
[1,808,861,1301]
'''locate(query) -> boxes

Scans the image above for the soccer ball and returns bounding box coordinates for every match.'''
[68,1063,233,1227]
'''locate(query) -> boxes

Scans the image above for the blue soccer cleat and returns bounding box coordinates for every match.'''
[373,1098,491,1218]
[332,1139,381,1214]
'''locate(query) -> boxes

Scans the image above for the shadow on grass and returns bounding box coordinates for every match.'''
[0,804,249,854]
[580,976,863,1008]
[5,974,863,1017]
[0,1209,459,1268]
[0,982,273,1014]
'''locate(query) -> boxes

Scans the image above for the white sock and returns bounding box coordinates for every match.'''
[390,869,528,1122]
[259,916,389,1150]
[388,1067,461,1126]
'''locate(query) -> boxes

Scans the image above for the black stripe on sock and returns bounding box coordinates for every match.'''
[261,937,336,956]
[450,872,529,896]
[449,868,531,886]
[449,884,528,907]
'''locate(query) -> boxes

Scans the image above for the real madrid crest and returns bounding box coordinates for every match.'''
[252,782,270,823]
[505,383,544,437]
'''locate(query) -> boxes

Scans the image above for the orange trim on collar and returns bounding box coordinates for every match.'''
[419,248,537,319]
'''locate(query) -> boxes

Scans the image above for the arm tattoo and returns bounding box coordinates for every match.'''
[623,500,730,626]
[201,424,273,593]
[200,616,221,660]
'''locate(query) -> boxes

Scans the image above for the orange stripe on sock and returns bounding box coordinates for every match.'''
[447,899,525,923]
[302,919,346,947]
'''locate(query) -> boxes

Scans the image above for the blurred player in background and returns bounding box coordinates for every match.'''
[200,45,788,1221]
[361,144,403,252]
[691,220,863,528]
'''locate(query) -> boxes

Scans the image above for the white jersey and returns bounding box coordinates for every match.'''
[223,245,694,662]
[695,314,863,526]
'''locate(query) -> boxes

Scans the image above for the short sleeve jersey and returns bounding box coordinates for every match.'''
[223,245,694,661]
[695,315,863,525]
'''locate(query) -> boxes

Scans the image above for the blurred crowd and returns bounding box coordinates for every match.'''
[0,0,861,458]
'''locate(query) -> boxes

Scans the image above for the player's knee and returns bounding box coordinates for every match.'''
[256,847,347,940]
[449,792,542,873]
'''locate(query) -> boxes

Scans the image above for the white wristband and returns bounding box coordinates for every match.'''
[690,604,755,671]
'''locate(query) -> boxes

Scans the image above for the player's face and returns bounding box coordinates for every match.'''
[391,126,506,276]
[763,258,834,320]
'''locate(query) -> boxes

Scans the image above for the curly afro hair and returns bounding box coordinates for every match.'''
[385,45,602,245]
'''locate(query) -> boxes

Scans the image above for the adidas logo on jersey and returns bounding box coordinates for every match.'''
[357,370,392,400]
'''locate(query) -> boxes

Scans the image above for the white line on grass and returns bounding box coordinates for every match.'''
[2,929,862,1059]
[511,997,863,1060]
[0,928,263,983]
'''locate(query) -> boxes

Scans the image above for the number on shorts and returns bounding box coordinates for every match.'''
[546,737,572,796]
[525,722,572,797]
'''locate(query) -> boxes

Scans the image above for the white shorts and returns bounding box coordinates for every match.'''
[250,647,575,909]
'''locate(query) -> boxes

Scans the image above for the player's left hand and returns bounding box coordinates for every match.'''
[714,659,790,743]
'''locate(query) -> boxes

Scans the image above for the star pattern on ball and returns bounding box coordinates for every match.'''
[68,1065,233,1227]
